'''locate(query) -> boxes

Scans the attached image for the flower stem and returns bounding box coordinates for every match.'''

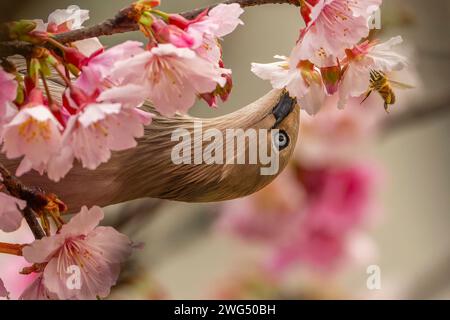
[0,242,24,256]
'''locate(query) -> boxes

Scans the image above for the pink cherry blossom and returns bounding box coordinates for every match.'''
[34,6,102,57]
[112,44,226,115]
[152,19,196,48]
[0,67,17,119]
[205,3,244,38]
[19,275,57,300]
[0,278,9,299]
[76,41,145,95]
[296,94,384,166]
[0,102,18,140]
[22,206,132,300]
[267,226,346,272]
[187,3,244,45]
[0,192,26,233]
[46,5,89,32]
[63,96,152,170]
[187,4,243,63]
[293,0,381,66]
[0,224,41,300]
[1,106,63,177]
[217,169,306,242]
[339,36,408,107]
[219,162,379,272]
[300,165,379,235]
[252,56,326,115]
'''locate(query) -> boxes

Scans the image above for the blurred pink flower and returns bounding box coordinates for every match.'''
[0,192,26,233]
[299,165,379,235]
[295,94,384,166]
[0,67,17,119]
[219,163,380,273]
[22,206,132,300]
[19,276,57,300]
[0,223,39,300]
[268,226,345,272]
[0,278,9,299]
[268,164,380,272]
[112,44,226,115]
[217,169,306,241]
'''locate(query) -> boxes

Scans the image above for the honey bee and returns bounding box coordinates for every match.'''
[362,70,414,113]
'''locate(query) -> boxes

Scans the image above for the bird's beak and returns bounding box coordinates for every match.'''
[272,91,297,128]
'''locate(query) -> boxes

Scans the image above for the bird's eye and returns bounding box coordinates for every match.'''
[272,130,290,151]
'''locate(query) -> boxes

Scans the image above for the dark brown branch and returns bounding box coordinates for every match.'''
[0,0,300,58]
[0,163,46,239]
[22,207,45,240]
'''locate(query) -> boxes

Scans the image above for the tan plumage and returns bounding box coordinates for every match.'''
[1,62,300,213]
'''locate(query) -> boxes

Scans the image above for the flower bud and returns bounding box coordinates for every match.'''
[152,19,195,48]
[321,64,341,95]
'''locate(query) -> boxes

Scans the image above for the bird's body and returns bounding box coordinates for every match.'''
[1,69,300,213]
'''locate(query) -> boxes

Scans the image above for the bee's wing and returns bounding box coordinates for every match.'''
[389,80,415,89]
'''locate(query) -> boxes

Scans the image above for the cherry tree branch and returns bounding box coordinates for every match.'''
[384,96,450,134]
[0,0,299,58]
[0,163,46,239]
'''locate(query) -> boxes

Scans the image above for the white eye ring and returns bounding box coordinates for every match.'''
[273,130,290,150]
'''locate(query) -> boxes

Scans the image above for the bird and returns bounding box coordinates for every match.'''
[1,66,300,213]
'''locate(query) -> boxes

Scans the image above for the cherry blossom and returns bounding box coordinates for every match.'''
[22,206,132,300]
[60,85,152,171]
[65,102,151,170]
[218,161,379,272]
[2,105,63,177]
[296,94,384,166]
[19,275,57,300]
[338,36,408,107]
[0,278,9,299]
[76,41,145,95]
[34,5,102,57]
[0,67,17,119]
[0,192,26,233]
[293,0,381,66]
[252,56,326,115]
[112,44,226,115]
[187,3,244,54]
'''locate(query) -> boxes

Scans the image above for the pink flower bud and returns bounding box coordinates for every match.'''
[152,20,195,48]
[321,64,342,95]
[63,47,88,69]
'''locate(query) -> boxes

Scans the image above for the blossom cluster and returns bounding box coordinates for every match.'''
[0,1,244,300]
[0,2,243,182]
[1,206,132,300]
[252,0,408,115]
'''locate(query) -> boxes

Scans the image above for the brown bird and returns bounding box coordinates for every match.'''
[1,70,300,213]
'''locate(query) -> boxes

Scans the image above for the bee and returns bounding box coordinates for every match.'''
[362,70,414,113]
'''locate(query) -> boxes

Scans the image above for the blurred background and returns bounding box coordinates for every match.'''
[0,0,449,299]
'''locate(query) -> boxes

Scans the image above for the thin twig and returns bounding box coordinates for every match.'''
[0,163,46,239]
[0,0,300,58]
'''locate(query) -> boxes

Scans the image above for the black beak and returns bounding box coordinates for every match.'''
[272,91,297,128]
